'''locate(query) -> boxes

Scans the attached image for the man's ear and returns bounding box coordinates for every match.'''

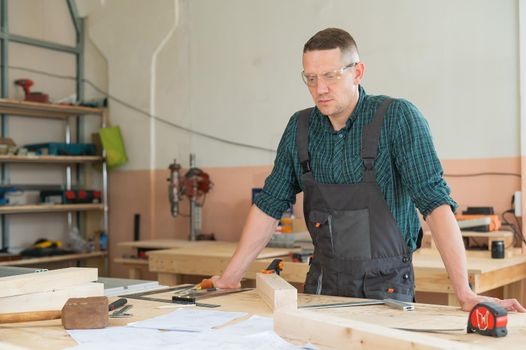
[354,62,365,84]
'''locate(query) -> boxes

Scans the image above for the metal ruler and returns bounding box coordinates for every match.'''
[299,298,414,311]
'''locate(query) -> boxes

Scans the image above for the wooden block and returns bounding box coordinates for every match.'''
[0,282,104,313]
[61,296,108,330]
[275,309,478,350]
[0,267,98,298]
[256,272,297,312]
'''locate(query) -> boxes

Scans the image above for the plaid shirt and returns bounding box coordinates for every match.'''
[254,85,457,251]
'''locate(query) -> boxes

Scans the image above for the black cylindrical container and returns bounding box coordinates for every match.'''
[491,240,505,259]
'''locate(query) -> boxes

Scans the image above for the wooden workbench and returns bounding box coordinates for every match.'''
[146,241,300,286]
[148,247,526,306]
[1,289,525,349]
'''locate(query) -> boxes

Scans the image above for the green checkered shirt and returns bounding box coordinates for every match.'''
[254,85,457,251]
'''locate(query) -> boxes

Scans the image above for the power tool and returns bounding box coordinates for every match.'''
[467,302,507,337]
[14,79,49,103]
[167,154,214,240]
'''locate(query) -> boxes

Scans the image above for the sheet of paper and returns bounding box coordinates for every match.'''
[161,330,307,350]
[215,315,274,336]
[127,308,247,332]
[68,327,196,347]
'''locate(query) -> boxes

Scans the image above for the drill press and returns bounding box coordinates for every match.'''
[167,154,213,241]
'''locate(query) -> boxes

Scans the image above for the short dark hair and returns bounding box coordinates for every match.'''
[303,28,359,58]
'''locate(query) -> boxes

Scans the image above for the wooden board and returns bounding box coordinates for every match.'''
[0,203,104,215]
[256,273,297,311]
[148,241,298,259]
[118,239,219,249]
[0,283,104,313]
[274,309,478,350]
[0,252,107,267]
[0,267,98,298]
[0,155,102,164]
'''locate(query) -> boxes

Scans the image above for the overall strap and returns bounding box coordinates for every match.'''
[361,98,394,182]
[296,107,314,174]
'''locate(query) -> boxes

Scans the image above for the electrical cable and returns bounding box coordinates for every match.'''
[502,210,526,246]
[445,172,521,178]
[7,65,526,178]
[6,65,277,154]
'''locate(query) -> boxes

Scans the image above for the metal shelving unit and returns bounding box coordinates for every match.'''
[0,98,109,267]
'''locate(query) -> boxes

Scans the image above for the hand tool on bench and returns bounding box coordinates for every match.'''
[260,258,283,275]
[299,298,414,311]
[110,304,133,318]
[0,296,108,329]
[108,298,127,311]
[467,302,507,337]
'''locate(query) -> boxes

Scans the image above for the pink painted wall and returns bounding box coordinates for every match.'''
[109,157,521,277]
[442,157,521,216]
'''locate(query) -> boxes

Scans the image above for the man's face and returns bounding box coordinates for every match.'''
[302,48,363,121]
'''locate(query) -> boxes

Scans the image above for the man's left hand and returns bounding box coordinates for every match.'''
[460,293,526,312]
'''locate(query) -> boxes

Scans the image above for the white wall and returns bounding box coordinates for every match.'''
[178,0,519,164]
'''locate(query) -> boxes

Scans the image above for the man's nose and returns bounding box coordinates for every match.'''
[316,79,329,94]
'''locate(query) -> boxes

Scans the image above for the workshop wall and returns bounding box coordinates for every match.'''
[78,0,522,277]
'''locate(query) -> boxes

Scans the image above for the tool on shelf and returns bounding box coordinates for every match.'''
[14,79,49,103]
[467,302,507,337]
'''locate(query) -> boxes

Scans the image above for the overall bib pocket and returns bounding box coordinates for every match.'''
[363,267,413,302]
[309,209,372,260]
[308,210,334,257]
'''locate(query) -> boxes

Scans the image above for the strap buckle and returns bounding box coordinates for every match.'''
[301,160,311,174]
[363,158,375,170]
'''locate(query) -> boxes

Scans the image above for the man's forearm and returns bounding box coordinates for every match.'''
[218,205,278,286]
[426,205,475,305]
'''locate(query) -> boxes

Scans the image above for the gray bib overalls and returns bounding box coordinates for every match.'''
[298,99,415,302]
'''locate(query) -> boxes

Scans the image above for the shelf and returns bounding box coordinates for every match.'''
[0,251,108,266]
[0,203,104,214]
[0,99,104,120]
[0,155,103,164]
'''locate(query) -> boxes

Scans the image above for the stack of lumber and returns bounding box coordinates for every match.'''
[0,267,103,313]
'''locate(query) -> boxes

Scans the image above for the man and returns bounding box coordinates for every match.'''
[212,28,525,312]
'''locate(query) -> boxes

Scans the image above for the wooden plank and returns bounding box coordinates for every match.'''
[118,239,218,249]
[274,309,480,350]
[0,252,107,266]
[0,99,103,118]
[147,242,297,259]
[0,155,102,164]
[0,283,104,313]
[0,203,104,214]
[256,273,297,312]
[0,267,98,297]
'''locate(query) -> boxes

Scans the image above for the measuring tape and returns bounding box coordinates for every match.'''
[467,302,508,337]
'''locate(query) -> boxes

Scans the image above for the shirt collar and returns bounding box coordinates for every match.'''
[315,85,367,133]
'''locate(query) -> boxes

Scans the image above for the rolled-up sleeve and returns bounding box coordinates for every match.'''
[254,115,302,219]
[391,100,458,219]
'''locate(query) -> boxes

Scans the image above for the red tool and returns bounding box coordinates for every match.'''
[14,79,49,103]
[467,302,507,337]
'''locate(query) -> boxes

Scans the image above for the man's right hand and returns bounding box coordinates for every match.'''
[210,275,241,289]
